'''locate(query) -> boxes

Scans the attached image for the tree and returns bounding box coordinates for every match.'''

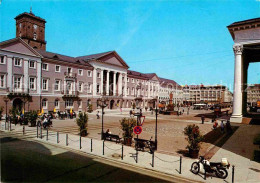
[76,112,88,136]
[120,118,137,145]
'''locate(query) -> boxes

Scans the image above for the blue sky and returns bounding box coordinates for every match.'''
[0,0,259,89]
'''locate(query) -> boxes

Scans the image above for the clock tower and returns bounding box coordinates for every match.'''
[15,10,47,50]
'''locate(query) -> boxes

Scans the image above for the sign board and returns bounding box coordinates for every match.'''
[133,126,142,135]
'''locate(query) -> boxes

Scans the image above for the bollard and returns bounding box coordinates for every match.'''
[136,149,138,163]
[91,139,93,152]
[40,126,42,139]
[121,145,124,160]
[46,128,48,141]
[9,121,11,131]
[204,164,206,180]
[37,125,38,138]
[103,141,105,155]
[179,156,182,174]
[23,126,25,135]
[232,165,235,183]
[57,132,59,143]
[80,136,82,149]
[152,151,154,167]
[66,134,68,146]
[5,120,6,130]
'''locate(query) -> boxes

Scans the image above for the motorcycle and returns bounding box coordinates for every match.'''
[191,156,230,179]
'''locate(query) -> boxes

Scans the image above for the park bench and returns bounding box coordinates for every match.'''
[103,133,121,143]
[134,138,156,152]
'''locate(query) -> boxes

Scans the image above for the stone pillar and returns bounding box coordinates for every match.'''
[93,68,97,96]
[113,71,117,96]
[231,45,243,122]
[106,70,110,95]
[7,56,13,92]
[100,69,103,95]
[37,61,41,94]
[124,74,127,97]
[24,59,29,93]
[118,73,122,95]
[148,81,151,98]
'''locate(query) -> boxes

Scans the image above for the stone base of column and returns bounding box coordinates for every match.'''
[230,115,243,123]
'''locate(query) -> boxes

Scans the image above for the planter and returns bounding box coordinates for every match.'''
[124,137,132,146]
[189,148,199,158]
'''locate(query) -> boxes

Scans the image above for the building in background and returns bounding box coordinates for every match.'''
[247,84,260,106]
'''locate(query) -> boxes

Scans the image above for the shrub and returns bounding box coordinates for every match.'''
[27,111,38,127]
[120,117,137,139]
[0,106,3,120]
[76,112,88,136]
[184,124,203,150]
[166,104,174,111]
[9,107,19,124]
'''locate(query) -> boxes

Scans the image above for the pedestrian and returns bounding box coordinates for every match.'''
[201,115,205,124]
[182,108,184,114]
[213,120,218,130]
[220,120,225,133]
[96,111,100,119]
[129,110,132,117]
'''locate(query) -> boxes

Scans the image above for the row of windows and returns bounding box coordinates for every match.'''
[42,99,82,109]
[0,56,38,68]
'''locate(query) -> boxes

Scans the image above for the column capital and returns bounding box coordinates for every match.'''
[233,45,243,55]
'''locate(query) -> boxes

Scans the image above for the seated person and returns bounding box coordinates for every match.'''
[213,121,218,130]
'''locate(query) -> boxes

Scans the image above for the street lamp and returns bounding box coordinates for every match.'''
[4,97,9,130]
[98,97,108,140]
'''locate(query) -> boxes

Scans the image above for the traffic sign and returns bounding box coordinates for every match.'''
[133,126,142,135]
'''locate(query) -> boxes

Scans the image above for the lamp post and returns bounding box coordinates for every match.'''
[98,97,108,140]
[4,97,9,130]
[155,105,158,150]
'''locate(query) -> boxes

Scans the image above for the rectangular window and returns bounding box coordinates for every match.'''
[42,100,47,109]
[78,100,82,108]
[127,78,129,82]
[79,82,83,92]
[42,63,48,71]
[54,80,60,91]
[14,58,22,66]
[55,65,60,72]
[0,75,5,88]
[87,71,92,77]
[87,83,92,93]
[65,99,73,107]
[42,79,48,90]
[132,79,134,83]
[78,69,83,76]
[29,60,35,68]
[29,78,36,90]
[14,76,22,89]
[97,72,100,78]
[68,67,72,73]
[54,100,59,108]
[0,56,5,64]
[97,83,100,93]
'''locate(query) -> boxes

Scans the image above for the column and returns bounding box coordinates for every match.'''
[231,45,243,120]
[7,56,13,92]
[93,68,97,96]
[100,69,103,95]
[124,74,127,97]
[37,61,41,94]
[106,70,110,95]
[118,73,122,95]
[148,81,151,98]
[113,71,116,96]
[24,59,29,93]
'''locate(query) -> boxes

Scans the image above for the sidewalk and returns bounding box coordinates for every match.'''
[1,121,244,183]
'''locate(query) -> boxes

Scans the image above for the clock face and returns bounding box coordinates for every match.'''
[33,24,37,29]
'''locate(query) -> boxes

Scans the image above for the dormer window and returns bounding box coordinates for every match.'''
[33,32,37,40]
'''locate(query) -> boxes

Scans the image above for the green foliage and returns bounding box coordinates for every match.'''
[120,118,137,139]
[87,104,93,113]
[9,107,19,123]
[27,111,38,127]
[76,112,88,136]
[253,134,260,145]
[184,124,204,150]
[166,104,175,111]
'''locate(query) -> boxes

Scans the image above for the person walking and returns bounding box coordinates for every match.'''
[96,111,100,119]
[220,120,225,133]
[201,115,205,124]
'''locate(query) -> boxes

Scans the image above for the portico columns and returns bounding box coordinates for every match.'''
[118,73,122,95]
[113,71,117,96]
[100,69,103,95]
[231,45,243,122]
[7,56,13,91]
[124,75,127,97]
[106,70,110,95]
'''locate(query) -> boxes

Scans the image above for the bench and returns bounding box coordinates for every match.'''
[103,133,121,143]
[134,138,156,152]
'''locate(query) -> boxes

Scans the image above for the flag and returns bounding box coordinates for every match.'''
[22,109,24,114]
[70,108,73,114]
[53,108,56,113]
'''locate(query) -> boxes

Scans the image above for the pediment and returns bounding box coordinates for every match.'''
[0,38,41,57]
[98,51,129,68]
